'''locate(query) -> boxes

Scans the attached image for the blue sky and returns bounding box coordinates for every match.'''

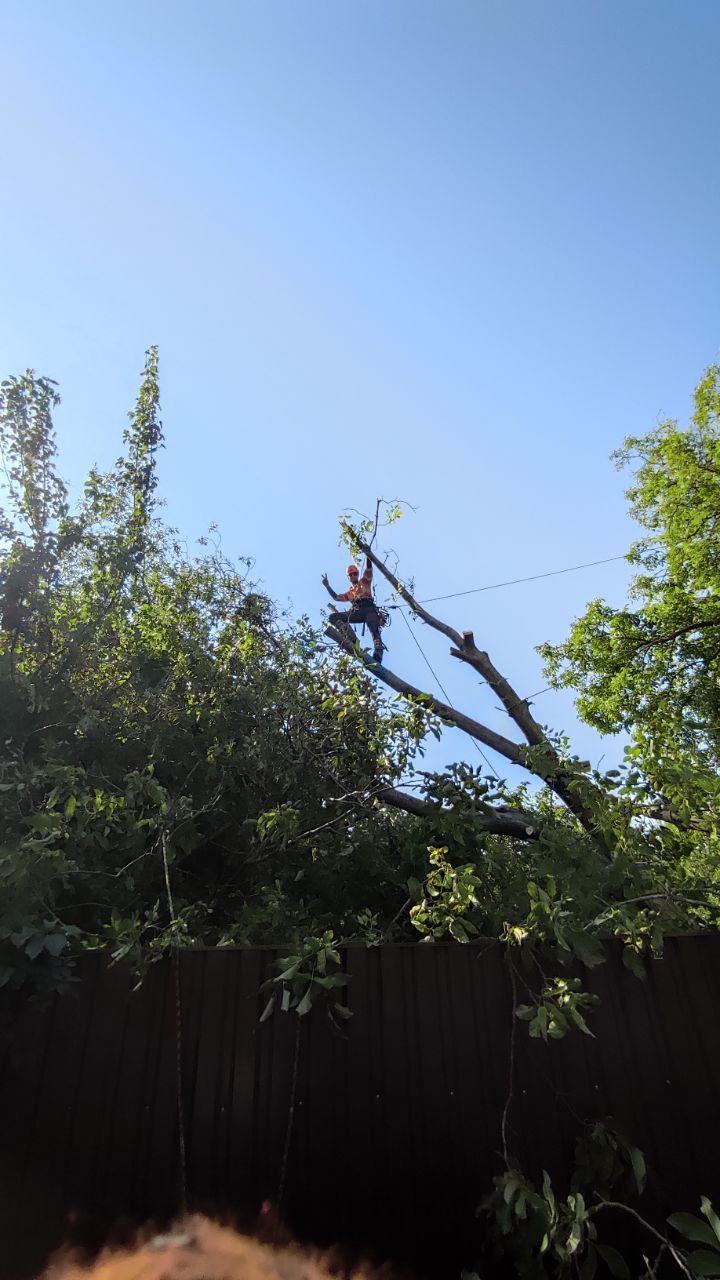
[1,0,718,780]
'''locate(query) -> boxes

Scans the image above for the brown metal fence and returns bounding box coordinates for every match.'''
[1,938,719,1278]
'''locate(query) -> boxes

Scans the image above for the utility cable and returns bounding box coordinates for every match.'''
[385,553,627,609]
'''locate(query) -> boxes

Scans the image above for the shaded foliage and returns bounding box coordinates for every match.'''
[0,353,431,990]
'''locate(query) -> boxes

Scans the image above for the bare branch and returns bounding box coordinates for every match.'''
[376,785,540,839]
[449,632,548,747]
[636,617,720,648]
[338,530,603,832]
[325,624,526,765]
[348,527,551,748]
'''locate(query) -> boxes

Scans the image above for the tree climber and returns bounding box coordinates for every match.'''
[322,558,386,663]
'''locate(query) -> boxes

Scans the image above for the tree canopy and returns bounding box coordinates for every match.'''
[541,365,720,815]
[0,353,434,989]
[1,353,719,1008]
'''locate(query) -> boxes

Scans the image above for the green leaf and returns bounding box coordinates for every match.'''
[569,1006,595,1037]
[571,932,605,969]
[314,973,348,989]
[449,919,469,942]
[43,932,68,957]
[701,1201,720,1247]
[669,1215,720,1249]
[333,1002,353,1020]
[567,1223,583,1254]
[631,1146,646,1193]
[581,1244,598,1280]
[503,1176,520,1205]
[296,988,313,1016]
[64,795,77,819]
[259,994,276,1023]
[541,1170,552,1197]
[596,1244,631,1279]
[686,1251,720,1276]
[24,934,46,960]
[529,1004,549,1039]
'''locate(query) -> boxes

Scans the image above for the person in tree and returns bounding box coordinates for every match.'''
[322,558,385,663]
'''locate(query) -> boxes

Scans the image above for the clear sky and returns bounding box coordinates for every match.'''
[1,0,718,780]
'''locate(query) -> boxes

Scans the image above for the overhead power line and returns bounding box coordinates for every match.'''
[413,554,627,606]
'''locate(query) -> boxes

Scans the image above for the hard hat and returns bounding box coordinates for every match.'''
[346,564,359,575]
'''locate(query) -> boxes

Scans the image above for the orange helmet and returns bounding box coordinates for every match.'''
[346,564,359,576]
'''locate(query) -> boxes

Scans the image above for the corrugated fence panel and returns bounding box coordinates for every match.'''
[1,939,720,1278]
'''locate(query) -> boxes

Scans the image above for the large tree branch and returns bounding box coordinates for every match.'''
[341,528,601,831]
[325,624,526,765]
[348,528,549,748]
[375,785,540,840]
[324,622,601,828]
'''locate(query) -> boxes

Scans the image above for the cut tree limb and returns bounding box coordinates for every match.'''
[333,527,604,833]
[349,528,549,748]
[325,623,525,764]
[375,785,540,839]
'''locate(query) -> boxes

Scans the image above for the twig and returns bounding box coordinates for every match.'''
[276,1016,302,1231]
[501,961,518,1168]
[594,1200,693,1279]
[385,897,411,938]
[368,497,382,550]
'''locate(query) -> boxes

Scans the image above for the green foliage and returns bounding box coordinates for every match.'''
[0,354,433,989]
[573,1120,646,1200]
[259,931,351,1023]
[4,353,720,1277]
[404,763,697,1039]
[338,499,405,556]
[483,1118,720,1278]
[3,353,720,1019]
[410,845,482,941]
[486,1168,600,1278]
[541,364,720,805]
[483,1122,666,1279]
[516,976,599,1040]
[668,1199,720,1275]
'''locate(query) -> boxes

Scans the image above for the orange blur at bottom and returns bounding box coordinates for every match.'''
[40,1214,384,1280]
